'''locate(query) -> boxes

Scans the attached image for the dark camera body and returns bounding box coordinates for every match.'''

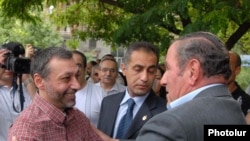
[4,53,31,74]
[1,42,31,74]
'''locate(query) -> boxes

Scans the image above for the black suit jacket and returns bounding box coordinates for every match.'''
[97,90,166,139]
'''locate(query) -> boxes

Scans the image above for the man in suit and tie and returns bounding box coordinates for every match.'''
[97,41,167,139]
[95,32,246,141]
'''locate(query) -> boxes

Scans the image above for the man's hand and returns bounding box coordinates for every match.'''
[91,124,119,141]
[25,44,35,59]
[0,49,9,78]
[12,136,18,141]
[0,49,8,65]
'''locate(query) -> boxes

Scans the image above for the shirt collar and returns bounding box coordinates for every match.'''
[110,83,119,91]
[120,88,149,107]
[35,94,68,124]
[167,84,222,110]
[96,82,116,91]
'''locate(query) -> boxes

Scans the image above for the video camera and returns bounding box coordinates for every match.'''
[1,42,31,74]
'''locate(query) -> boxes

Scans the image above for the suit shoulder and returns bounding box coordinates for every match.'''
[103,92,124,101]
[150,93,167,105]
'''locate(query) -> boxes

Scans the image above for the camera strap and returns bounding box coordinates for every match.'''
[12,74,25,113]
[18,74,25,111]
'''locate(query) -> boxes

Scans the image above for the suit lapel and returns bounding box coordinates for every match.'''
[124,92,156,138]
[107,93,125,136]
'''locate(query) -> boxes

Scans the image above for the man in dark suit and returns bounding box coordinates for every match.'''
[95,32,246,141]
[97,41,167,139]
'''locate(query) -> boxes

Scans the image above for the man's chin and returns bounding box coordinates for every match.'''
[65,102,76,108]
[134,89,150,96]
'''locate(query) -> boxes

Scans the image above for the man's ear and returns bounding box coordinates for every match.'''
[235,66,241,76]
[120,63,126,76]
[188,59,200,85]
[33,73,45,90]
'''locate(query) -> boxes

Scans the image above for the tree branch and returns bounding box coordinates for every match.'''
[159,23,181,35]
[226,21,250,50]
[99,0,123,8]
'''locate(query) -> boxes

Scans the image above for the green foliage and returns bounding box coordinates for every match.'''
[0,0,42,23]
[237,31,250,54]
[1,0,250,90]
[236,67,250,90]
[0,7,63,48]
[66,38,80,50]
[0,0,68,23]
[1,0,250,52]
[84,52,98,62]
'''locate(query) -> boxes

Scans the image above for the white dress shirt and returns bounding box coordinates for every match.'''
[75,82,106,127]
[0,84,32,141]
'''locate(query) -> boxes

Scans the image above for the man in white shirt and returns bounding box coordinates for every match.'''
[96,55,126,96]
[72,50,106,127]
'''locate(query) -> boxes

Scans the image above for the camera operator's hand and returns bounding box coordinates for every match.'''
[23,44,37,99]
[0,49,9,77]
[25,44,35,59]
[0,48,9,64]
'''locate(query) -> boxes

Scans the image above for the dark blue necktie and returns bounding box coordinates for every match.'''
[116,98,135,139]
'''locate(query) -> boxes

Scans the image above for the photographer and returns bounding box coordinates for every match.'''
[0,42,35,141]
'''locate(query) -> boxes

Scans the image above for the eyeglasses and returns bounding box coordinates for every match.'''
[101,68,117,73]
